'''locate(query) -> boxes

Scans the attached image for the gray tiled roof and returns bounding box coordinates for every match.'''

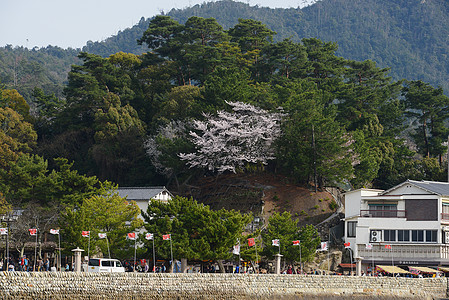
[117,186,170,200]
[401,180,449,196]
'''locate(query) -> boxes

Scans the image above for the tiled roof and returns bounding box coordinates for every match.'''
[117,186,170,200]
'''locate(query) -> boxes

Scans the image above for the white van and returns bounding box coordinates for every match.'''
[87,258,125,272]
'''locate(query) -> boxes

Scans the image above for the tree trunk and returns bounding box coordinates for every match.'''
[216,260,226,273]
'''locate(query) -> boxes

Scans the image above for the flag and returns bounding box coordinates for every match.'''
[247,238,255,247]
[81,231,90,238]
[128,232,136,240]
[145,233,154,240]
[50,229,59,235]
[162,234,171,240]
[272,239,280,246]
[0,228,7,235]
[344,242,351,248]
[365,243,373,250]
[98,233,107,239]
[232,244,240,255]
[29,228,37,236]
[385,244,392,249]
[292,240,300,246]
[320,241,328,251]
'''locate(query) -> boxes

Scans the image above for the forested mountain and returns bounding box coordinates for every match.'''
[84,0,449,93]
[1,0,449,97]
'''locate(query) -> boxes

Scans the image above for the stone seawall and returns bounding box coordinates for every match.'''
[0,272,445,299]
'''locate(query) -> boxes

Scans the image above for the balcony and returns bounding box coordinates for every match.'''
[358,243,449,261]
[441,213,449,222]
[360,210,406,218]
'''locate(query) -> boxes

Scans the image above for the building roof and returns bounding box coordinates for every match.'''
[382,180,449,197]
[117,186,172,201]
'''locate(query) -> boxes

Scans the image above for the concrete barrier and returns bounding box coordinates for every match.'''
[0,272,445,299]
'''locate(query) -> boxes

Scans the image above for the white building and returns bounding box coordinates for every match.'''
[344,180,449,274]
[117,186,173,220]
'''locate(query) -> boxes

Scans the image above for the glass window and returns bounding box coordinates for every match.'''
[443,203,449,214]
[88,259,100,266]
[397,230,410,242]
[412,230,424,242]
[101,260,112,267]
[426,230,437,242]
[384,230,396,242]
[369,204,397,217]
[115,261,123,267]
[347,221,357,238]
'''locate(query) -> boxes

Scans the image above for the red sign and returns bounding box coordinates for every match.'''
[385,244,392,249]
[292,240,300,246]
[162,234,171,240]
[247,238,255,247]
[344,242,351,248]
[29,228,37,236]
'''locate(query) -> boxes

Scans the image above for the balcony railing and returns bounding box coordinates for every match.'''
[358,243,449,260]
[360,210,406,218]
[441,213,449,221]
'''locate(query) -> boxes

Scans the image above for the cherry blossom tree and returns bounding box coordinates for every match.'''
[179,101,282,173]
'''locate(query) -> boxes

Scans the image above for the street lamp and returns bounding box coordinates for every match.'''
[1,210,20,271]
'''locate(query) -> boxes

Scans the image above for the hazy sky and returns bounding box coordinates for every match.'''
[0,0,315,49]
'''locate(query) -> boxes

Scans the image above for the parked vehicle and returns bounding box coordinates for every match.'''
[87,258,125,272]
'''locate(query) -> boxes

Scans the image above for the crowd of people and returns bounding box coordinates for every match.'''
[0,256,57,272]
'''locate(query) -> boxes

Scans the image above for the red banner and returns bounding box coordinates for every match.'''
[247,238,255,247]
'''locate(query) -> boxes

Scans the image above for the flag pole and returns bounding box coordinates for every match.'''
[58,233,61,271]
[34,227,38,271]
[254,239,259,273]
[87,233,91,262]
[169,235,173,268]
[152,237,156,273]
[299,240,302,275]
[134,235,137,272]
[106,237,111,259]
[391,246,394,277]
[238,240,241,274]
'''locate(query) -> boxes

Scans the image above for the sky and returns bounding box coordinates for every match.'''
[0,0,316,49]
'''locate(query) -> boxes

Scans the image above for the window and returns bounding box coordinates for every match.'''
[443,203,449,214]
[88,259,100,266]
[412,230,424,242]
[101,260,112,267]
[369,204,397,217]
[347,221,357,238]
[397,230,410,242]
[426,230,437,242]
[384,230,396,242]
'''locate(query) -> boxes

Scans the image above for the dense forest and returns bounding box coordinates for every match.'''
[1,0,449,98]
[2,13,449,261]
[2,14,449,194]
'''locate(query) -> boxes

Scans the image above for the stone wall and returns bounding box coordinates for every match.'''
[0,272,445,299]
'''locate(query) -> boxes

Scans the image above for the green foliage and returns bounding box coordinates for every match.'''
[60,189,143,259]
[329,200,338,211]
[141,196,251,262]
[261,212,320,263]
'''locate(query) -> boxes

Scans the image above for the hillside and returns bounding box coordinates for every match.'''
[180,172,338,227]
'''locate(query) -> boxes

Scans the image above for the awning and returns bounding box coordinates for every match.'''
[338,263,356,269]
[439,267,449,272]
[376,265,410,274]
[409,266,439,274]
